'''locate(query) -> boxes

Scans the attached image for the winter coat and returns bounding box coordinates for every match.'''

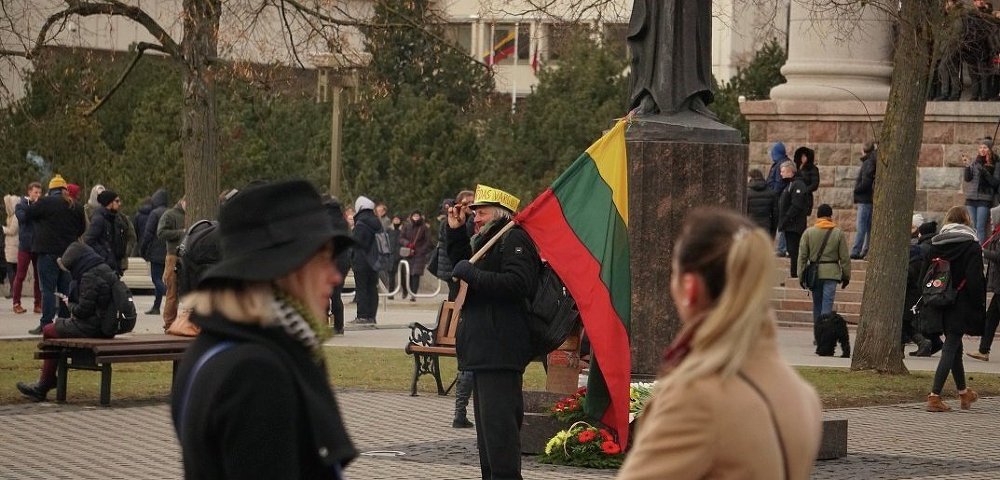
[766,142,790,193]
[906,235,934,314]
[173,313,357,479]
[4,195,19,263]
[618,327,823,480]
[983,219,1000,293]
[132,201,152,256]
[116,211,136,271]
[778,175,809,234]
[54,242,116,339]
[920,224,986,336]
[433,220,455,278]
[963,155,1000,204]
[853,150,877,204]
[14,196,34,253]
[746,179,778,235]
[140,190,169,264]
[399,220,432,275]
[325,201,352,276]
[446,219,539,371]
[26,190,86,256]
[794,147,820,213]
[797,219,850,282]
[83,207,122,274]
[158,202,187,255]
[351,209,383,272]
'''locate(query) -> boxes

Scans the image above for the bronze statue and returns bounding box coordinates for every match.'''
[628,0,715,117]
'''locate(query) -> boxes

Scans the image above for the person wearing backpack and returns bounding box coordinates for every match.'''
[350,195,384,325]
[907,221,941,357]
[968,205,1000,361]
[16,241,118,402]
[920,206,986,412]
[447,184,540,479]
[797,204,851,347]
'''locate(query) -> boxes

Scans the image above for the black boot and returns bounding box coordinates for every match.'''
[452,370,474,428]
[16,381,52,402]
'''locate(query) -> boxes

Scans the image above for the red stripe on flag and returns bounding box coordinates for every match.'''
[518,188,632,448]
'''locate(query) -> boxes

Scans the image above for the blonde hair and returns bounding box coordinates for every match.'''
[183,283,277,325]
[663,208,776,387]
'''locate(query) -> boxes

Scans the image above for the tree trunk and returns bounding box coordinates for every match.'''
[180,0,222,224]
[851,1,936,373]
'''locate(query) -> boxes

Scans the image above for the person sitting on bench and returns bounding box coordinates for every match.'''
[17,241,118,401]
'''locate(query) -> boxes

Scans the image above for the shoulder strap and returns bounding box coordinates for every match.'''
[812,229,834,263]
[737,372,789,480]
[175,340,237,438]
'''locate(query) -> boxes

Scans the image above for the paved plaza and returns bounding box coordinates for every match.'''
[2,293,1000,478]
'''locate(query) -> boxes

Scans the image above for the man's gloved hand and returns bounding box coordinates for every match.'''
[841,277,850,290]
[452,260,478,283]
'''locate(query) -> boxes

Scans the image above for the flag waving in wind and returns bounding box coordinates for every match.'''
[516,118,632,448]
[484,30,516,65]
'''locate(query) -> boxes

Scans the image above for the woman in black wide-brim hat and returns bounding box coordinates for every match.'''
[170,179,357,479]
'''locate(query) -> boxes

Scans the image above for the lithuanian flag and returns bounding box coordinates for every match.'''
[483,30,516,65]
[516,118,632,447]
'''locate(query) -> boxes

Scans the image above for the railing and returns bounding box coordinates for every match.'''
[340,259,444,301]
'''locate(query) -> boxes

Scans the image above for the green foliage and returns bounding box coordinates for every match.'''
[714,38,787,141]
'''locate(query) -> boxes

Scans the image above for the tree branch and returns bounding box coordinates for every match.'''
[83,42,161,116]
[32,1,183,61]
[279,0,306,69]
[282,0,375,28]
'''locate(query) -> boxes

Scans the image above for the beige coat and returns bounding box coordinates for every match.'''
[618,328,823,480]
[3,195,19,263]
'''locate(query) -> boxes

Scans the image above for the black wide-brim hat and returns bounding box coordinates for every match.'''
[200,179,354,285]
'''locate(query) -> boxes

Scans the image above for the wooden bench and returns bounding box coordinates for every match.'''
[404,301,460,396]
[33,334,195,406]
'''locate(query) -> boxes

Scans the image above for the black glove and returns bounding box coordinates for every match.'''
[452,260,477,283]
[841,278,850,290]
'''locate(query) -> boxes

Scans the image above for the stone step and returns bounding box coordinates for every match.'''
[773,298,862,315]
[772,287,863,303]
[774,278,866,293]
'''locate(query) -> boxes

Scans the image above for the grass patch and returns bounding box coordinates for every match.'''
[2,339,999,409]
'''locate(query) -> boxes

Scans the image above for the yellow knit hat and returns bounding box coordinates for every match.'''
[48,174,67,190]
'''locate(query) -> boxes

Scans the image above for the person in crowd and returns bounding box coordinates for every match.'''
[446,184,539,479]
[922,206,984,412]
[964,0,998,100]
[778,161,809,279]
[962,137,999,241]
[798,204,851,345]
[324,196,352,335]
[375,202,391,230]
[386,214,403,298]
[908,221,942,357]
[350,196,383,325]
[767,141,792,256]
[969,205,1000,361]
[934,0,967,101]
[344,206,356,230]
[171,180,357,478]
[65,184,80,202]
[140,189,169,315]
[793,146,820,217]
[16,241,117,401]
[83,190,128,275]
[618,208,822,479]
[12,182,42,314]
[4,194,20,298]
[851,142,878,259]
[902,213,925,345]
[132,196,152,256]
[746,168,778,236]
[433,199,458,300]
[399,210,432,302]
[449,189,477,431]
[26,175,86,335]
[84,184,105,223]
[158,197,187,331]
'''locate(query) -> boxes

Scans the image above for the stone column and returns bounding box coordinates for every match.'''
[769,3,893,101]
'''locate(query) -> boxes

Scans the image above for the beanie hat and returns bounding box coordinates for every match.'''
[48,174,67,190]
[97,190,118,207]
[66,184,80,200]
[918,221,938,236]
[911,213,925,230]
[817,204,833,218]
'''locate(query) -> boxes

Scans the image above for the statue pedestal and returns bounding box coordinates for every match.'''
[627,115,747,375]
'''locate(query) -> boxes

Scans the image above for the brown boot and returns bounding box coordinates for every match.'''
[960,389,979,410]
[927,394,952,412]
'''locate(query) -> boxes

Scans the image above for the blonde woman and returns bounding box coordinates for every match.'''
[171,180,356,479]
[618,208,823,480]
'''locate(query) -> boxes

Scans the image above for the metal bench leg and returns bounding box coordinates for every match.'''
[444,374,458,396]
[410,354,421,397]
[56,355,68,402]
[433,357,446,396]
[100,363,112,406]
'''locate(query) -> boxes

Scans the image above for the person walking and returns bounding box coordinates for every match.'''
[171,180,357,479]
[350,196,384,325]
[777,161,809,279]
[767,141,792,256]
[962,137,999,242]
[969,206,1000,361]
[158,197,187,331]
[618,208,822,480]
[140,189,169,315]
[851,142,878,259]
[398,210,432,302]
[3,195,20,298]
[746,168,778,236]
[12,182,42,314]
[921,207,985,412]
[798,204,851,345]
[907,221,941,357]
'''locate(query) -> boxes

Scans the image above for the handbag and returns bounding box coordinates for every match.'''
[399,246,413,257]
[800,229,834,290]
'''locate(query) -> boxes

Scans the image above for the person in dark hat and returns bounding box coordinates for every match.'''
[446,184,540,479]
[907,220,940,357]
[171,179,357,479]
[83,189,130,275]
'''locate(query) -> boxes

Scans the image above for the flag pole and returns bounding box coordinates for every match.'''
[512,23,519,114]
[489,23,496,66]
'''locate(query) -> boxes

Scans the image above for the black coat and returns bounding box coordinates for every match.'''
[794,147,820,213]
[140,190,169,264]
[746,179,778,235]
[26,191,85,255]
[778,176,809,234]
[351,209,383,271]
[83,207,122,274]
[173,314,357,479]
[920,227,986,336]
[55,242,117,338]
[446,219,539,371]
[983,227,1000,293]
[853,151,877,204]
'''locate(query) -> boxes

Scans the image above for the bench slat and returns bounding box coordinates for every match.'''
[40,335,192,349]
[95,353,185,363]
[407,345,457,356]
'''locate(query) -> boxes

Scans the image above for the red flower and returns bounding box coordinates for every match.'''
[555,402,565,411]
[599,429,614,442]
[577,429,597,443]
[601,440,621,455]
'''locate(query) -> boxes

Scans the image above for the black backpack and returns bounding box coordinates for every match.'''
[176,220,220,296]
[364,225,392,272]
[102,275,137,336]
[921,257,965,308]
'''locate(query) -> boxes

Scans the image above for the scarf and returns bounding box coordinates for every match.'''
[470,218,508,253]
[271,290,329,364]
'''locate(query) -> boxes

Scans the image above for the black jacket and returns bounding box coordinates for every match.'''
[794,147,820,213]
[177,222,220,297]
[351,209,383,271]
[984,225,1000,293]
[446,219,539,371]
[324,200,352,275]
[132,201,152,256]
[778,175,809,234]
[853,151,877,204]
[140,189,169,264]
[26,191,85,255]
[746,179,779,235]
[173,314,357,479]
[84,207,123,274]
[54,242,117,338]
[921,225,986,336]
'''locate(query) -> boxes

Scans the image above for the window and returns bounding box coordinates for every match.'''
[444,23,473,55]
[482,23,530,65]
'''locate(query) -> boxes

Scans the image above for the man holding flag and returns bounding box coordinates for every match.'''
[447,184,539,480]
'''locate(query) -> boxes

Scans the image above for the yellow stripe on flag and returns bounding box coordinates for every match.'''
[585,119,629,227]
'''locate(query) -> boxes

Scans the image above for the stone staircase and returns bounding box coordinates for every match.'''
[771,257,868,328]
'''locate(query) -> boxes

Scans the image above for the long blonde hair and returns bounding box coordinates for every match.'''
[183,283,276,325]
[663,208,776,387]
